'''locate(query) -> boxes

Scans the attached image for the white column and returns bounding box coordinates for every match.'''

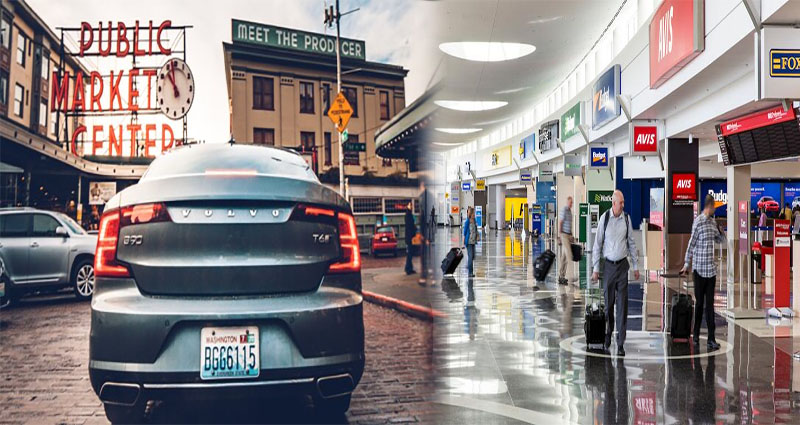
[726,164,751,310]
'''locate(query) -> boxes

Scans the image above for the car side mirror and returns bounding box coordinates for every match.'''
[55,226,69,237]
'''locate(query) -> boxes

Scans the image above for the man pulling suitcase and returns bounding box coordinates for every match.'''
[592,190,639,356]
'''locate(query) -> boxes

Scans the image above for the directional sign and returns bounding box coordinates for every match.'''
[327,92,353,133]
[342,129,349,142]
[343,142,366,152]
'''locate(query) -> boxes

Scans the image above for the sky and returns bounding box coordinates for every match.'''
[28,0,439,144]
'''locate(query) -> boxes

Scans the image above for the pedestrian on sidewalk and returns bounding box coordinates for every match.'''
[681,193,725,351]
[558,196,575,285]
[430,206,436,242]
[592,190,639,357]
[404,202,417,275]
[463,206,477,277]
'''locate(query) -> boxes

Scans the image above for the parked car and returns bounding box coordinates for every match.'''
[757,196,780,213]
[89,144,364,423]
[0,207,97,307]
[370,225,398,257]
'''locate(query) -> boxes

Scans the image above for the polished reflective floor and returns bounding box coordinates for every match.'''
[429,227,800,424]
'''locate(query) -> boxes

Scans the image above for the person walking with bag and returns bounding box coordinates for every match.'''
[404,202,417,275]
[592,190,640,356]
[558,196,575,285]
[680,193,725,351]
[463,206,477,277]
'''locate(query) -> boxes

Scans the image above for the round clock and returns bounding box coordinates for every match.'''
[156,58,194,120]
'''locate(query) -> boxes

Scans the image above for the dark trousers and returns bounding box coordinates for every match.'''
[603,259,629,346]
[466,244,475,275]
[405,244,414,273]
[693,271,716,341]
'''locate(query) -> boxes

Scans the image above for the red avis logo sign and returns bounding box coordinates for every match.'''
[649,0,704,88]
[632,125,658,153]
[672,173,697,201]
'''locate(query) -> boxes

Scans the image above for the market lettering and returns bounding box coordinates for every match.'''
[79,20,172,57]
[657,6,673,62]
[50,69,156,112]
[71,124,175,157]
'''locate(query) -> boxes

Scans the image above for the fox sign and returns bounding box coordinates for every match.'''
[630,124,658,155]
[672,173,697,201]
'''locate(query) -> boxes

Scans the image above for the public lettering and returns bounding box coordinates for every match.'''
[77,20,172,56]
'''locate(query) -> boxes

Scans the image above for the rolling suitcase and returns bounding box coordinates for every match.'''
[533,249,556,282]
[584,301,606,350]
[441,247,464,275]
[570,243,583,262]
[670,293,694,340]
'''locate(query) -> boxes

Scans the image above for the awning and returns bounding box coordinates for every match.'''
[0,162,23,173]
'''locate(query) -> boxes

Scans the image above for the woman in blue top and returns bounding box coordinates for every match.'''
[463,206,478,277]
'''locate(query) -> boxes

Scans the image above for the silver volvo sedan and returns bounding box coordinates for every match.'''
[89,144,364,423]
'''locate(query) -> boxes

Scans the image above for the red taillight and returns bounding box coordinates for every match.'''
[328,213,361,274]
[94,203,170,278]
[95,209,130,278]
[304,206,336,217]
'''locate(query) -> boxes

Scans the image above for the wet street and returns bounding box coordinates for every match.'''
[0,296,435,424]
[430,227,800,424]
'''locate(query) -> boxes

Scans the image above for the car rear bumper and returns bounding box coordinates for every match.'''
[371,241,397,251]
[89,276,364,401]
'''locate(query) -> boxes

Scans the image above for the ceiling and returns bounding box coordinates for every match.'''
[427,0,627,149]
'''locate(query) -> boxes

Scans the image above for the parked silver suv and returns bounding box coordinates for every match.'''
[0,208,97,305]
[89,144,364,423]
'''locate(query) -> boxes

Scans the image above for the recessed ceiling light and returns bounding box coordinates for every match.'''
[435,128,482,134]
[435,100,508,112]
[439,42,536,62]
[432,142,465,147]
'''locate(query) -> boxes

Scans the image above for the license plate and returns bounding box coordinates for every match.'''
[381,237,388,242]
[200,327,259,380]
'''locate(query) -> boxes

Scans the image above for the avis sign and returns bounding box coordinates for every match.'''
[672,173,697,201]
[630,123,658,155]
[649,0,705,89]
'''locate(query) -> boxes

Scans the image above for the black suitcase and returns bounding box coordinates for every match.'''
[441,247,464,275]
[670,293,694,340]
[571,243,583,261]
[584,302,606,350]
[533,249,556,282]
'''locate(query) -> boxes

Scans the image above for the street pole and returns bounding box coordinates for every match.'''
[335,0,344,200]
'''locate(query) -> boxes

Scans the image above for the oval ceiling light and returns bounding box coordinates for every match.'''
[432,142,466,147]
[439,42,536,62]
[435,128,482,134]
[435,100,508,112]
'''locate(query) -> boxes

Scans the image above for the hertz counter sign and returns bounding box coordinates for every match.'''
[770,50,800,77]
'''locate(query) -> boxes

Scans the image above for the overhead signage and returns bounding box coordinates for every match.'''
[718,106,796,137]
[592,65,621,130]
[475,179,486,191]
[560,102,582,141]
[630,123,659,155]
[232,19,365,61]
[589,146,610,169]
[462,182,472,191]
[489,146,512,169]
[451,182,460,193]
[588,190,613,216]
[649,0,705,88]
[538,163,553,182]
[760,27,800,99]
[520,133,535,159]
[671,173,697,201]
[343,142,365,152]
[52,20,187,158]
[328,91,354,133]
[519,171,532,185]
[738,201,748,255]
[343,150,360,165]
[538,120,559,152]
[564,155,582,177]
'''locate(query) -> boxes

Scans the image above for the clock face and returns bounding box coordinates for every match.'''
[157,58,194,120]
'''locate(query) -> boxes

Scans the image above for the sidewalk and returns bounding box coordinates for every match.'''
[361,267,445,321]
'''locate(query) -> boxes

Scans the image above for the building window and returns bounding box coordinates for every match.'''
[39,99,46,127]
[321,83,331,114]
[343,86,358,118]
[300,131,315,150]
[13,83,23,117]
[324,132,332,166]
[0,71,7,106]
[380,90,390,120]
[384,198,413,214]
[41,55,49,80]
[0,17,10,50]
[253,127,274,145]
[49,110,57,135]
[299,81,314,114]
[16,32,26,66]
[351,197,382,214]
[252,76,274,110]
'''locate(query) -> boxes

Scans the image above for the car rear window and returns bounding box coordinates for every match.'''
[376,226,394,234]
[141,144,318,182]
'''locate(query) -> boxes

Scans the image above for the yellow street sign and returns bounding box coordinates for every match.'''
[327,91,353,133]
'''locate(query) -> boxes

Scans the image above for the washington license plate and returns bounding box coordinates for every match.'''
[200,327,259,380]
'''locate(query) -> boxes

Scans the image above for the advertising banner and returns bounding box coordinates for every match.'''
[738,201,749,255]
[489,146,512,168]
[560,102,581,141]
[649,0,705,88]
[475,179,486,191]
[671,173,697,208]
[89,182,117,205]
[699,180,727,217]
[774,219,791,307]
[592,64,621,130]
[536,182,556,206]
[785,183,800,208]
[650,187,665,229]
[564,155,582,177]
[751,182,782,215]
[718,106,795,137]
[538,120,559,152]
[520,133,535,159]
[530,204,543,235]
[589,146,610,169]
[760,26,800,99]
[462,182,471,191]
[630,122,659,155]
[588,190,613,216]
[579,203,589,242]
[538,163,554,182]
[476,206,483,228]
